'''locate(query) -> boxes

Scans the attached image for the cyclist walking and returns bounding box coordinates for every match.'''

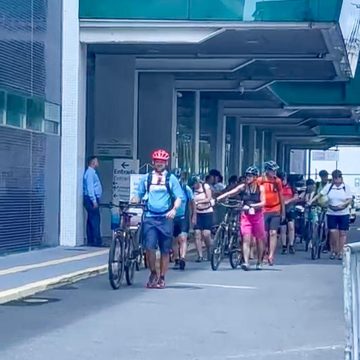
[258,161,285,266]
[132,149,183,289]
[309,170,353,260]
[172,169,196,270]
[316,169,330,252]
[189,175,214,262]
[278,172,298,255]
[217,166,266,270]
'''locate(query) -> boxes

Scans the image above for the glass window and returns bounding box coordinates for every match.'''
[44,120,59,134]
[200,96,217,176]
[176,91,196,174]
[6,94,26,127]
[225,117,236,183]
[26,98,44,131]
[0,91,5,124]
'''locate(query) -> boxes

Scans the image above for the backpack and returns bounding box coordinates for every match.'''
[327,183,346,195]
[146,171,175,214]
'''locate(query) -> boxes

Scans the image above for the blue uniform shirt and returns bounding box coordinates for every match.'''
[176,184,194,218]
[83,167,103,202]
[137,171,184,217]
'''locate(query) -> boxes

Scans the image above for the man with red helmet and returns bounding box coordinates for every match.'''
[132,149,183,289]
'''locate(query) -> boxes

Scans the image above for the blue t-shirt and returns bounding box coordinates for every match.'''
[137,171,184,217]
[176,184,194,218]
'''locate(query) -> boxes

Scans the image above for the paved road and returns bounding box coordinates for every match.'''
[1,223,359,360]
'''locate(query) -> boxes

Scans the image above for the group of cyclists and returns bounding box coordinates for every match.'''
[131,149,354,289]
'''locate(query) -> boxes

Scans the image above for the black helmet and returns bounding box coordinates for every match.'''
[332,169,343,179]
[306,179,315,186]
[264,161,279,172]
[319,170,329,177]
[188,175,200,188]
[245,166,259,177]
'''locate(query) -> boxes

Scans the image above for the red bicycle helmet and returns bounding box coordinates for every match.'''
[152,149,170,161]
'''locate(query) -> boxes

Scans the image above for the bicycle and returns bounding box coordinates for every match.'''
[302,205,318,254]
[211,199,243,271]
[107,201,145,289]
[311,209,327,260]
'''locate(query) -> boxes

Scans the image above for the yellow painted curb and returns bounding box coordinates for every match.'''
[0,264,108,305]
[0,249,108,277]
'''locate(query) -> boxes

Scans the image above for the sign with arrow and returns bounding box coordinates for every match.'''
[112,159,139,203]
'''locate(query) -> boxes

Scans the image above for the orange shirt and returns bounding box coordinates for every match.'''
[282,184,294,202]
[257,176,283,213]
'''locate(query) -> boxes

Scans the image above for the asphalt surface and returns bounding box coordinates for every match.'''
[1,222,359,360]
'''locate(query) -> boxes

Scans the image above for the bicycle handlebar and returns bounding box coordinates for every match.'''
[217,200,243,209]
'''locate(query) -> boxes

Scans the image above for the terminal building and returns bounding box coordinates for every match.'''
[1,0,360,252]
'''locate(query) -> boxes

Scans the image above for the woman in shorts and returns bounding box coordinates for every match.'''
[310,170,353,260]
[189,176,214,262]
[217,166,266,270]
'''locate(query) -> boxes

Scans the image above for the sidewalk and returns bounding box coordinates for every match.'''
[0,247,108,304]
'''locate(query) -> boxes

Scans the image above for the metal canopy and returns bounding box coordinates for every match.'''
[84,20,359,148]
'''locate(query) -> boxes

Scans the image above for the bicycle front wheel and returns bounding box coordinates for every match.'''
[125,260,136,286]
[108,233,125,290]
[211,227,226,271]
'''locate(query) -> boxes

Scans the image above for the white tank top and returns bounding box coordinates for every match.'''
[194,183,213,214]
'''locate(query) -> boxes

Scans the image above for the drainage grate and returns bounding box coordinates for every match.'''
[3,296,60,306]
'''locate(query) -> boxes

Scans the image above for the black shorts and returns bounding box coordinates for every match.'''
[327,214,349,231]
[286,209,296,222]
[264,212,281,231]
[194,213,213,231]
[173,217,189,237]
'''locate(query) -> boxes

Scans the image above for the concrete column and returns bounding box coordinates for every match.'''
[271,133,277,161]
[233,118,242,176]
[216,103,226,177]
[194,91,200,174]
[138,73,175,167]
[277,143,284,169]
[261,130,265,170]
[93,55,136,158]
[60,0,86,246]
[242,125,255,171]
[284,146,291,173]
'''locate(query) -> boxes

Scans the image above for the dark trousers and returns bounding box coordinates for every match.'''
[84,196,102,246]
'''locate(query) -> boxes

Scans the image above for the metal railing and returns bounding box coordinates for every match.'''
[344,242,360,360]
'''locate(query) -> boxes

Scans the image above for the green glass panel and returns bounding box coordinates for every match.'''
[80,0,342,22]
[79,0,189,19]
[177,91,196,174]
[7,94,25,127]
[317,125,360,136]
[252,0,341,22]
[271,63,360,106]
[190,0,245,20]
[26,98,44,131]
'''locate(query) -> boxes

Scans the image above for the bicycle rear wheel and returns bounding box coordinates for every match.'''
[211,227,226,271]
[108,234,125,290]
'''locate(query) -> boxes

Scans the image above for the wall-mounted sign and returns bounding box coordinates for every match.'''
[112,159,139,203]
